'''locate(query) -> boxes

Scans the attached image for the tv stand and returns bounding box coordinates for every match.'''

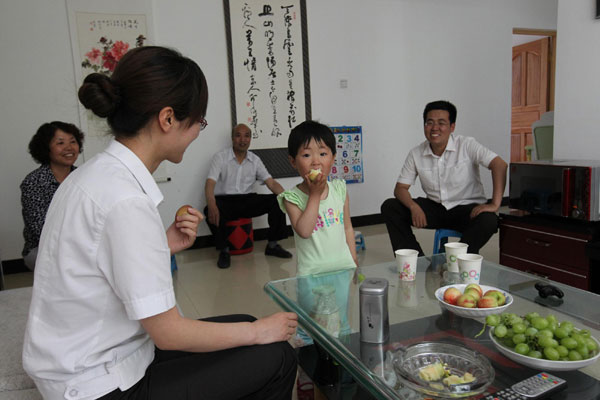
[499,211,600,294]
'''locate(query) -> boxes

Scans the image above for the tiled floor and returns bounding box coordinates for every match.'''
[171,223,500,320]
[3,224,500,399]
[4,223,500,299]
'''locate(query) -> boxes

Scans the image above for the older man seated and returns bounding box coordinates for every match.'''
[204,123,292,268]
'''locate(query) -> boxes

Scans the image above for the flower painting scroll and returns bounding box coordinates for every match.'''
[67,0,153,159]
[81,35,146,75]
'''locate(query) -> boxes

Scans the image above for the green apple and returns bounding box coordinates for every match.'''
[477,296,499,308]
[465,283,483,298]
[456,294,477,308]
[464,288,481,302]
[483,289,506,306]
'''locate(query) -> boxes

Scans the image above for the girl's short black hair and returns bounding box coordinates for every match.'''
[288,120,336,158]
[28,121,85,165]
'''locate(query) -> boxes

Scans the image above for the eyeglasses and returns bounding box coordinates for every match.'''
[425,120,450,128]
[199,117,208,131]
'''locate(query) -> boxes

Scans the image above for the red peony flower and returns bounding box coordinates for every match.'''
[82,36,143,75]
[109,41,130,62]
[102,52,117,72]
[85,48,102,65]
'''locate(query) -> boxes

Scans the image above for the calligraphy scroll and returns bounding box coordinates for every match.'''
[224,0,310,178]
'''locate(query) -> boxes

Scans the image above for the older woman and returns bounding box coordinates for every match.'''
[20,121,84,270]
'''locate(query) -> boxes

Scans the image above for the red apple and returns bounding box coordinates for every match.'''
[456,294,477,308]
[477,296,499,308]
[465,283,483,298]
[464,288,481,302]
[443,287,462,305]
[176,205,192,218]
[483,290,506,306]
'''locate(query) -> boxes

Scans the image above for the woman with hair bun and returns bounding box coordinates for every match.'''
[20,121,84,270]
[23,46,297,400]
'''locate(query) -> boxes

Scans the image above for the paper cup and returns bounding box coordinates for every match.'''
[457,253,483,284]
[395,249,418,281]
[397,280,418,307]
[444,242,468,273]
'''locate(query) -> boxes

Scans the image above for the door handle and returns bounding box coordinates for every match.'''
[525,238,551,247]
[525,269,550,279]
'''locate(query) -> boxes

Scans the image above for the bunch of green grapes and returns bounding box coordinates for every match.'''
[482,312,598,361]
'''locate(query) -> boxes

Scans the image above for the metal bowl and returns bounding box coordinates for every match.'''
[392,342,495,398]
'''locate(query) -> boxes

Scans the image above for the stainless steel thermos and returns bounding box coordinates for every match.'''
[359,278,389,343]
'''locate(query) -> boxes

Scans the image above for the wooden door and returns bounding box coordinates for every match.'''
[511,38,550,162]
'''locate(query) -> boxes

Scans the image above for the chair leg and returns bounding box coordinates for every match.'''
[441,237,449,248]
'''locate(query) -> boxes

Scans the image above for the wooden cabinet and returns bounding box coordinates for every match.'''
[499,213,600,293]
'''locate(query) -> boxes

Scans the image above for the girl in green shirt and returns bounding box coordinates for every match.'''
[278,120,358,276]
[278,120,358,345]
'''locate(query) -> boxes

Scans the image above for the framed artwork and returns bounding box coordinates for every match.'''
[224,0,311,178]
[65,1,168,180]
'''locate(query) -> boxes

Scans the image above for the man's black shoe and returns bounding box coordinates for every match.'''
[217,251,231,268]
[265,244,293,258]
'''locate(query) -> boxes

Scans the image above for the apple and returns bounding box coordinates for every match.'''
[483,290,506,306]
[176,205,192,218]
[465,283,483,298]
[443,287,462,305]
[464,288,481,302]
[456,294,477,308]
[308,168,322,181]
[477,296,499,308]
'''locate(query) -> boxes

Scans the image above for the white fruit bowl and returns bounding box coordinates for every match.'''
[489,329,600,371]
[435,284,513,319]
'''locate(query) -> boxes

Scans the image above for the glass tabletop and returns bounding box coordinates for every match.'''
[264,254,600,399]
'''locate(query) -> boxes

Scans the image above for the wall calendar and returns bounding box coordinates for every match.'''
[330,126,364,184]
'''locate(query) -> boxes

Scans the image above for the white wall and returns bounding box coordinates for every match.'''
[554,0,600,159]
[513,34,549,46]
[0,0,557,260]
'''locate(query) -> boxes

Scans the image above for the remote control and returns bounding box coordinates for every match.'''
[483,372,567,400]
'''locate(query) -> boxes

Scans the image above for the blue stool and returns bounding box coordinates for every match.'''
[355,231,366,252]
[170,254,178,274]
[433,229,463,254]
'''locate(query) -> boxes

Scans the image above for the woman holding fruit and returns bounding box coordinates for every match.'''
[23,46,297,400]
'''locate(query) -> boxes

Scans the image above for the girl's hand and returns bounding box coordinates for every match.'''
[304,172,327,197]
[167,206,203,254]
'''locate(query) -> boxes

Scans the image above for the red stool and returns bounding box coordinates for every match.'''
[225,218,254,255]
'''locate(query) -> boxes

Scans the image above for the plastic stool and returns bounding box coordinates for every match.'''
[433,229,462,254]
[225,218,254,255]
[354,231,366,252]
[170,254,178,274]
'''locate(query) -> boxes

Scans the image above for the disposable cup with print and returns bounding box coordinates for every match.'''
[457,253,483,284]
[397,280,418,307]
[444,242,468,273]
[395,249,418,281]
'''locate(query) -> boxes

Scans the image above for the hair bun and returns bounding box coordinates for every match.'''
[78,73,121,118]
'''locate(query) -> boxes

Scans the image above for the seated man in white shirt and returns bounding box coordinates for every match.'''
[381,100,508,256]
[205,123,292,268]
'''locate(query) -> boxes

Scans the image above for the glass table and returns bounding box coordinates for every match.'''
[264,254,600,399]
